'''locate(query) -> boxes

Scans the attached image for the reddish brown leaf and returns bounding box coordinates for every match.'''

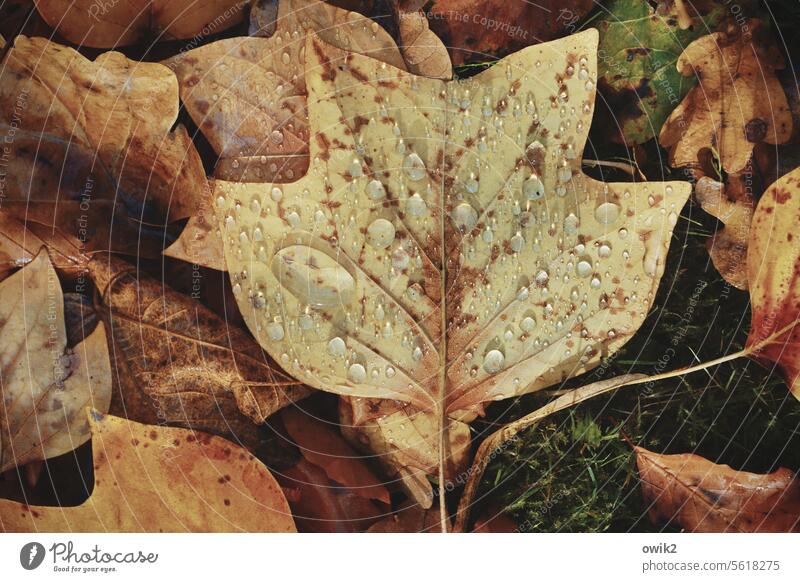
[33,0,245,48]
[278,457,388,533]
[473,505,519,533]
[746,167,800,398]
[282,407,390,505]
[635,446,800,532]
[425,0,594,65]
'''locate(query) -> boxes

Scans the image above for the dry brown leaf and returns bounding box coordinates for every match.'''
[33,0,245,48]
[425,0,595,65]
[340,397,470,508]
[659,20,793,174]
[166,0,406,183]
[0,36,207,224]
[0,250,111,473]
[0,412,297,532]
[281,406,390,504]
[88,255,311,443]
[277,455,386,532]
[746,167,800,398]
[164,194,228,271]
[0,212,49,282]
[0,201,171,279]
[391,0,452,79]
[695,171,755,290]
[213,31,690,421]
[635,446,800,532]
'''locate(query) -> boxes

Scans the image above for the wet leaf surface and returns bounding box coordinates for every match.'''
[167,0,407,183]
[213,31,691,421]
[89,255,311,443]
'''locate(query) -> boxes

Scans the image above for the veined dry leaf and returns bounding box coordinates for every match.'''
[659,20,793,174]
[746,167,800,398]
[425,0,594,65]
[0,412,297,532]
[635,446,800,532]
[0,36,207,223]
[281,406,390,504]
[0,251,111,473]
[340,397,470,508]
[695,171,755,290]
[212,31,691,421]
[88,255,311,442]
[166,0,406,183]
[391,0,452,80]
[33,0,245,48]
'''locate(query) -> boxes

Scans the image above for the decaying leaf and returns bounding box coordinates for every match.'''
[746,167,800,399]
[0,412,297,532]
[659,19,793,174]
[277,457,386,532]
[282,406,390,505]
[695,171,755,290]
[595,0,725,144]
[164,195,228,271]
[276,406,390,532]
[166,0,407,183]
[88,255,311,442]
[635,446,800,532]
[212,30,691,423]
[33,0,245,48]
[0,36,207,223]
[340,397,470,508]
[390,0,452,80]
[424,0,594,65]
[0,251,111,473]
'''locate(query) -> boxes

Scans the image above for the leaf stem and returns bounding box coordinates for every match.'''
[582,158,647,181]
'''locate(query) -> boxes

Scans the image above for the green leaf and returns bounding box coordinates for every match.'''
[595,0,725,144]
